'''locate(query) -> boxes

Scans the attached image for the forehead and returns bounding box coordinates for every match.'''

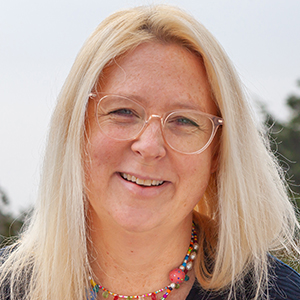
[96,42,216,114]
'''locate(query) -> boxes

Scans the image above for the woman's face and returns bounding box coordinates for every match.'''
[85,42,218,232]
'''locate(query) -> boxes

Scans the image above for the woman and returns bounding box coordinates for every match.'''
[1,5,300,300]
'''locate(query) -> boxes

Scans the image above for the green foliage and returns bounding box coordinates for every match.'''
[0,187,25,247]
[262,80,300,209]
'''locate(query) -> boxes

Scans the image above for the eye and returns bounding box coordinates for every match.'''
[109,108,135,116]
[104,107,141,124]
[169,116,199,127]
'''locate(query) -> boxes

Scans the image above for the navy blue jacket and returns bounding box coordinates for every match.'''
[186,257,300,299]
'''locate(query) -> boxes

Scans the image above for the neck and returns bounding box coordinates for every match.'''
[88,213,194,297]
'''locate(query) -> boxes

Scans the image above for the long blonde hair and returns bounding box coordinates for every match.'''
[1,5,299,300]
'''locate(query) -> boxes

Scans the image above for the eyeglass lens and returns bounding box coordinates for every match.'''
[96,95,219,154]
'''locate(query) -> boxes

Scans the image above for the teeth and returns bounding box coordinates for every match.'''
[121,173,163,186]
[136,178,144,185]
[144,179,152,186]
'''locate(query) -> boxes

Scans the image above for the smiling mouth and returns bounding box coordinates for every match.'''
[120,173,164,187]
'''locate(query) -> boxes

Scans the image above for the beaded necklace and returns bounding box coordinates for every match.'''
[88,225,198,300]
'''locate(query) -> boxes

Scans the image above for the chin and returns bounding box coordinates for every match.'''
[112,211,163,233]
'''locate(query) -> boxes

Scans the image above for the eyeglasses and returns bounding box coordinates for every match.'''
[90,94,224,155]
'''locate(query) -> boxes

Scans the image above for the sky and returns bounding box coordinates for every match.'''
[0,0,300,214]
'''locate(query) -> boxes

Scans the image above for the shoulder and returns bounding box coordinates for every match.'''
[0,245,17,263]
[0,246,19,300]
[186,281,224,300]
[268,256,300,299]
[0,246,11,263]
[186,257,300,300]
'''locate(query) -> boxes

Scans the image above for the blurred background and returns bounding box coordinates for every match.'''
[1,0,300,244]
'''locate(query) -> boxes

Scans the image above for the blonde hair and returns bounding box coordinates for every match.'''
[1,5,299,300]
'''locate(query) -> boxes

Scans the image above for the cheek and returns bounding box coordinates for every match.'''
[85,133,114,187]
[84,138,118,219]
[87,125,123,165]
[183,150,213,181]
[89,141,114,168]
[177,153,213,203]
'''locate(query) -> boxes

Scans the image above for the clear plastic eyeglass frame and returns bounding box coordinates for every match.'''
[89,93,224,155]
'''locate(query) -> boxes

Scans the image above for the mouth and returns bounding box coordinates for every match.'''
[120,173,164,187]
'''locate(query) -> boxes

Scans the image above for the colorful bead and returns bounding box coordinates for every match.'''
[151,293,157,300]
[186,261,193,270]
[114,296,119,300]
[93,285,99,293]
[102,290,109,298]
[190,252,197,260]
[169,268,185,284]
[193,243,199,250]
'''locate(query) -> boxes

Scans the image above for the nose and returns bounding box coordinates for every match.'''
[131,115,166,160]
